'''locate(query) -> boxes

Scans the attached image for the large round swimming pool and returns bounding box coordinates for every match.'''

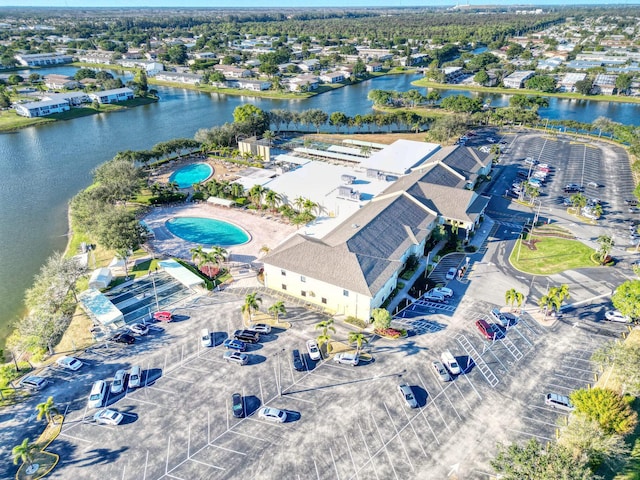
[168,163,213,188]
[165,217,250,246]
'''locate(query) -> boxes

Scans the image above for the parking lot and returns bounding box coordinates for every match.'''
[5,130,635,479]
[8,278,615,480]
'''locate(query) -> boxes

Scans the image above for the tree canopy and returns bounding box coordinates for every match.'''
[611,280,640,319]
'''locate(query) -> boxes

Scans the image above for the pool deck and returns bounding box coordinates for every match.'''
[143,203,297,266]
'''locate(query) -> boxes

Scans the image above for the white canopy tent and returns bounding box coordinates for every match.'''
[158,259,205,289]
[88,267,112,290]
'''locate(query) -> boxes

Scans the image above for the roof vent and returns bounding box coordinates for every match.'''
[352,223,359,228]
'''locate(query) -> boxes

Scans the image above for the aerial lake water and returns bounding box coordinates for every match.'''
[1,68,639,343]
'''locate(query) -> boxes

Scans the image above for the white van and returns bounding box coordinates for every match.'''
[201,328,212,347]
[129,366,142,388]
[88,380,107,408]
[441,350,461,375]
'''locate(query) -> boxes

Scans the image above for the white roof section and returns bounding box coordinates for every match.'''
[343,139,389,149]
[206,196,235,207]
[159,259,204,289]
[360,139,441,175]
[263,160,392,219]
[79,288,123,326]
[293,147,363,163]
[235,166,276,190]
[274,154,312,166]
[327,145,366,156]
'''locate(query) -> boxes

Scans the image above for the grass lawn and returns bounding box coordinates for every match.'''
[0,110,54,131]
[510,235,598,274]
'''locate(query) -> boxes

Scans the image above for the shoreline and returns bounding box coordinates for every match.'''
[411,78,640,105]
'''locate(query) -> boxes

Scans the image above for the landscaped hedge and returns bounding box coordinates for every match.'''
[345,316,368,329]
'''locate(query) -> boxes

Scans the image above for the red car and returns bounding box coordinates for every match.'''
[475,319,499,341]
[153,311,172,322]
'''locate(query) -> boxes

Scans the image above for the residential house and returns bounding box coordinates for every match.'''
[300,59,320,72]
[366,62,383,73]
[14,98,70,117]
[88,87,134,104]
[558,72,586,92]
[155,71,203,85]
[44,74,79,90]
[502,70,535,88]
[213,65,252,78]
[593,74,617,95]
[320,71,345,84]
[287,75,320,92]
[194,52,217,60]
[15,52,73,66]
[76,51,114,64]
[225,79,272,91]
[443,66,466,84]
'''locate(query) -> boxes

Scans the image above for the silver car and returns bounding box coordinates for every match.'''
[398,384,418,408]
[258,407,287,423]
[110,369,126,394]
[333,352,359,366]
[432,361,452,382]
[223,350,249,365]
[249,323,271,334]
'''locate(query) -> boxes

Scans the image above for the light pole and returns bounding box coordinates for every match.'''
[151,267,159,312]
[580,143,587,188]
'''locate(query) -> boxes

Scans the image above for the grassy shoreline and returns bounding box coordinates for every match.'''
[412,78,640,105]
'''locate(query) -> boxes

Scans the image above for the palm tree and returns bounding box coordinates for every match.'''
[348,331,369,355]
[315,319,336,338]
[268,301,287,323]
[248,184,265,209]
[262,130,275,146]
[190,245,206,266]
[259,245,270,257]
[263,189,281,212]
[12,438,38,468]
[505,288,525,312]
[596,234,614,264]
[35,396,59,425]
[241,293,262,322]
[208,246,228,267]
[317,332,333,354]
[538,293,558,318]
[230,182,244,199]
[293,196,306,213]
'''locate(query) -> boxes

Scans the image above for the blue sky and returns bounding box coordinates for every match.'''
[0,0,631,7]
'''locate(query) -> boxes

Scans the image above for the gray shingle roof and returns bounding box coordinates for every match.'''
[264,193,436,296]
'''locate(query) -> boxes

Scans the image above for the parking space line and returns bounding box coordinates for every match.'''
[506,427,553,442]
[58,432,93,444]
[402,408,428,458]
[190,458,225,470]
[382,402,415,472]
[161,375,195,384]
[282,393,316,404]
[146,385,177,395]
[330,447,341,480]
[371,413,400,480]
[521,414,561,428]
[529,404,571,416]
[562,364,594,375]
[208,444,247,456]
[357,422,380,480]
[313,458,321,480]
[418,408,440,445]
[552,372,591,383]
[343,433,359,480]
[227,429,268,442]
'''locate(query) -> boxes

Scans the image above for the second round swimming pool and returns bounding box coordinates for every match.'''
[168,163,213,188]
[165,217,250,246]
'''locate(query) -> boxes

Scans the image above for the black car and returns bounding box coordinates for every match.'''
[292,349,305,371]
[110,332,135,344]
[505,190,520,199]
[232,392,244,418]
[564,183,584,193]
[233,329,260,344]
[626,199,639,206]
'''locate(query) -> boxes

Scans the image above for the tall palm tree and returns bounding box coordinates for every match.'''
[12,438,38,468]
[293,196,306,213]
[264,189,281,212]
[241,293,262,322]
[596,234,614,264]
[315,319,336,338]
[248,184,265,209]
[268,301,287,323]
[505,288,525,312]
[35,396,59,425]
[262,130,275,146]
[348,331,369,355]
[208,246,228,267]
[317,332,333,354]
[230,182,245,199]
[190,245,205,266]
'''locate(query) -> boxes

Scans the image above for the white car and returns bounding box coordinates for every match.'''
[258,407,287,423]
[306,339,321,361]
[129,323,149,336]
[56,356,83,371]
[128,365,142,388]
[441,350,461,375]
[398,384,418,408]
[249,323,271,334]
[93,409,124,425]
[605,310,631,323]
[110,369,126,394]
[223,350,249,365]
[423,290,446,302]
[88,380,107,408]
[334,352,359,366]
[201,328,212,348]
[445,267,457,280]
[432,287,453,298]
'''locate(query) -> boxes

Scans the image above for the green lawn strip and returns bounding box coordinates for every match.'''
[0,110,54,131]
[148,79,314,99]
[510,235,598,275]
[411,78,640,105]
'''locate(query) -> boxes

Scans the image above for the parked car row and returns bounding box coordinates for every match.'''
[87,364,142,412]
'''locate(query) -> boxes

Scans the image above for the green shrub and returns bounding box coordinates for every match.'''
[345,316,367,329]
[0,362,33,389]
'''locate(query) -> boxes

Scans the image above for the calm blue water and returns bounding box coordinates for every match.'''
[169,163,213,188]
[1,65,640,342]
[165,217,250,246]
